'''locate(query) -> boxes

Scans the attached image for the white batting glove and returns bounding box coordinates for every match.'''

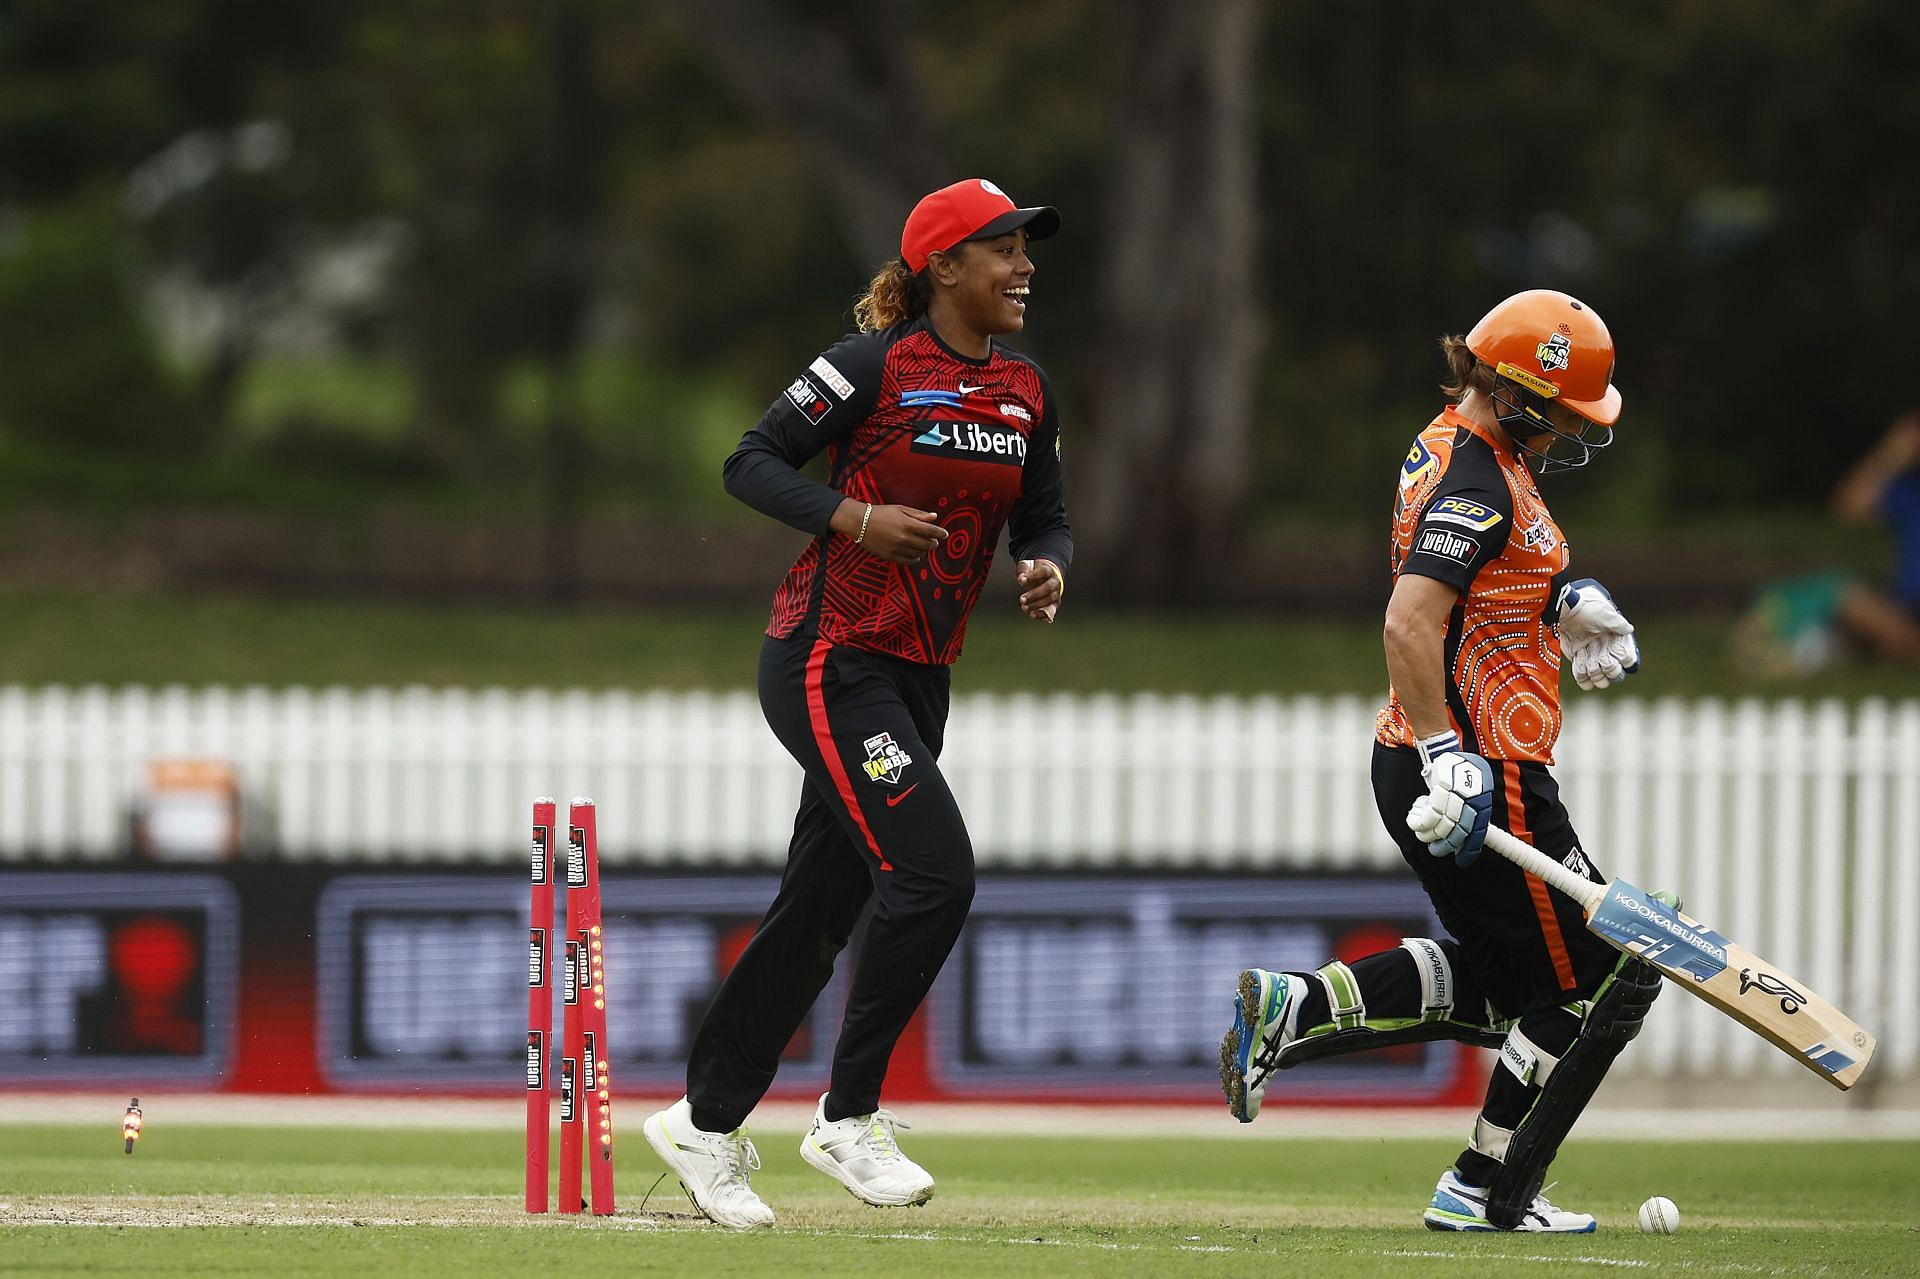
[1565,633,1640,690]
[1405,730,1493,866]
[1555,577,1641,691]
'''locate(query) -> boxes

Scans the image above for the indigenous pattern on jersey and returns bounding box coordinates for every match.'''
[1377,408,1572,763]
[722,317,1072,666]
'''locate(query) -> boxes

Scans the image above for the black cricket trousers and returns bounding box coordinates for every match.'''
[1371,743,1622,1184]
[685,632,976,1133]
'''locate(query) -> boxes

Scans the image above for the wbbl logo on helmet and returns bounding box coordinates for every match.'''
[1536,330,1572,373]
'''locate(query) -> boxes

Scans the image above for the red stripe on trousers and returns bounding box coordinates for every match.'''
[806,640,893,872]
[1503,763,1576,992]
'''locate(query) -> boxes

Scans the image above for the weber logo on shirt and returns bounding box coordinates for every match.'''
[1416,527,1480,566]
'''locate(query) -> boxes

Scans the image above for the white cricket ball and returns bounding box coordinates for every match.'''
[1637,1195,1681,1235]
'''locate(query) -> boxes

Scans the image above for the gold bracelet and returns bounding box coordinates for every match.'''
[855,502,873,545]
[1041,559,1064,599]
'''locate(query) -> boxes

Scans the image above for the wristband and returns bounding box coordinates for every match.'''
[855,502,872,545]
[1415,729,1461,771]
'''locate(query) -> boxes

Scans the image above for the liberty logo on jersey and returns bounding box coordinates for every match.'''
[861,731,914,785]
[911,420,1027,466]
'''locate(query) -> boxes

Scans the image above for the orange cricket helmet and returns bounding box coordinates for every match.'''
[1466,289,1621,472]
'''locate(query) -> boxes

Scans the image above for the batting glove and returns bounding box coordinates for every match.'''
[1555,577,1641,691]
[1405,730,1493,867]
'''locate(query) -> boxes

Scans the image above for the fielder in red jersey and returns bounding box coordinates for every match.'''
[645,179,1072,1229]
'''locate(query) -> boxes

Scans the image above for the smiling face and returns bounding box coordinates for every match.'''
[925,230,1034,355]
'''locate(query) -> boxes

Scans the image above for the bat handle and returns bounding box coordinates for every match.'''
[1483,826,1607,914]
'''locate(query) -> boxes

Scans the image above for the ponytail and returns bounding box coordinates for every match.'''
[854,259,932,332]
[1438,334,1497,400]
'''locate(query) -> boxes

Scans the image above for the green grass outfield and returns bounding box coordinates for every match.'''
[5,588,1920,699]
[2,1124,1916,1277]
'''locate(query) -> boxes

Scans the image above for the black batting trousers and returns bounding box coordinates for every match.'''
[1370,744,1621,1185]
[685,632,975,1133]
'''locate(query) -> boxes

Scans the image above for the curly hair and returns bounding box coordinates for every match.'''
[853,259,934,332]
[1439,334,1498,400]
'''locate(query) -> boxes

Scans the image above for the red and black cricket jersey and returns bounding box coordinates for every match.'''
[723,317,1073,666]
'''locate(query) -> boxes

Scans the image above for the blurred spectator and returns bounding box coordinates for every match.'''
[1737,413,1920,674]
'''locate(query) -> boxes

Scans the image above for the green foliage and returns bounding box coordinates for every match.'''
[2,0,1919,562]
[495,354,762,510]
[0,199,197,452]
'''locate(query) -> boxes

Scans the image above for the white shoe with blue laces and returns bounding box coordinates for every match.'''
[1423,1168,1596,1233]
[1219,969,1306,1122]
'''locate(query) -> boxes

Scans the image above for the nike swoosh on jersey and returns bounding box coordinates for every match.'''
[885,784,920,807]
[956,382,984,394]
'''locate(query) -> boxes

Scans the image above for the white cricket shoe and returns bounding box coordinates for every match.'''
[1219,968,1306,1122]
[1423,1168,1597,1233]
[799,1094,935,1207]
[641,1098,775,1229]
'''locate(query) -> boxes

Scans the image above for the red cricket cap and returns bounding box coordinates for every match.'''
[900,178,1060,273]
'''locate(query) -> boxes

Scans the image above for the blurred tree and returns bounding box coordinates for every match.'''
[1075,0,1264,601]
[651,0,953,263]
[0,199,192,451]
[3,0,1918,610]
[0,0,339,457]
[652,0,1268,601]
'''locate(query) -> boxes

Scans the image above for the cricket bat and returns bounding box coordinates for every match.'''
[1483,826,1876,1090]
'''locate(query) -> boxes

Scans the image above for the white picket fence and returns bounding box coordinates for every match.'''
[0,684,1915,1089]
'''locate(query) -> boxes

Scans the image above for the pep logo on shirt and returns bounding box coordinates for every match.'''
[1400,439,1437,491]
[1426,496,1504,532]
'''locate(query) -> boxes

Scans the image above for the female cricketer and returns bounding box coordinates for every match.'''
[1220,290,1663,1233]
[644,178,1072,1229]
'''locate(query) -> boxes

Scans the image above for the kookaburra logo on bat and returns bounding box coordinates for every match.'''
[1739,968,1807,1015]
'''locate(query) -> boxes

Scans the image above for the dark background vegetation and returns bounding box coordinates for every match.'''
[1,0,1915,633]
